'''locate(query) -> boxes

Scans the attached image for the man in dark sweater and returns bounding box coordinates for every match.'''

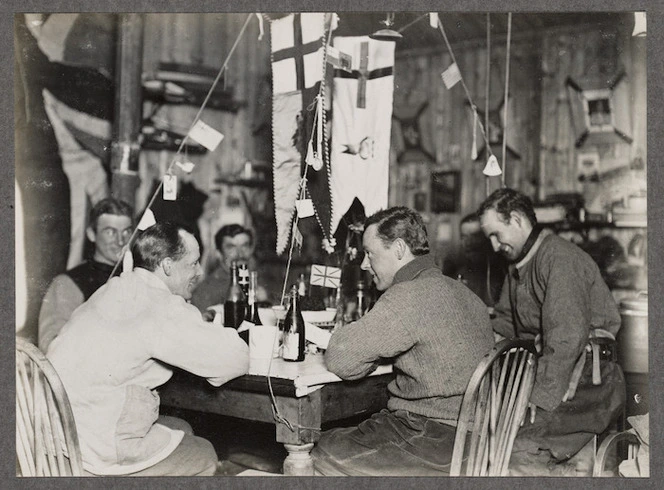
[478,188,625,475]
[38,198,133,352]
[312,206,494,476]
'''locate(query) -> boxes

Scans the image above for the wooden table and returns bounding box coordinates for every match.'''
[159,354,394,475]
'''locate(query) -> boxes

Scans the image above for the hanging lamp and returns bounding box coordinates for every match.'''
[370,12,402,41]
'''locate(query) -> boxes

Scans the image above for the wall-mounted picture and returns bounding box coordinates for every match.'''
[430,170,460,213]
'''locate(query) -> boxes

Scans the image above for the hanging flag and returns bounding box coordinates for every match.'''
[188,119,224,151]
[310,265,341,289]
[270,13,333,254]
[483,154,503,176]
[137,208,157,230]
[441,62,462,89]
[330,36,395,234]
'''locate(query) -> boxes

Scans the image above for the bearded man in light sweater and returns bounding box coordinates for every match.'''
[312,206,494,476]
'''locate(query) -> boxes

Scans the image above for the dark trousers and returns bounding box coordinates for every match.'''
[511,359,625,469]
[312,409,457,476]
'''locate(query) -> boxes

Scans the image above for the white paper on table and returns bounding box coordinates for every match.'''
[305,322,332,349]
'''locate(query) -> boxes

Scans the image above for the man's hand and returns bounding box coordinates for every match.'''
[202,309,216,322]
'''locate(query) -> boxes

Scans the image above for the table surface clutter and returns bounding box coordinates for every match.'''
[159,352,394,475]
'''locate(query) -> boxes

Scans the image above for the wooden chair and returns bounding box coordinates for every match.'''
[16,338,84,476]
[450,339,538,476]
[593,431,641,477]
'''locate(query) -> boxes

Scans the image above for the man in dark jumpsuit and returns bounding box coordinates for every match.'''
[478,188,625,476]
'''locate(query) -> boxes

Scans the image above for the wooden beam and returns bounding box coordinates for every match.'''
[111,13,144,208]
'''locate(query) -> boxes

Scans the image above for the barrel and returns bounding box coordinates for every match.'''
[618,293,648,374]
[617,292,648,416]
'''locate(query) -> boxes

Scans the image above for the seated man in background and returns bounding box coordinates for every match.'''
[312,206,494,476]
[47,221,249,476]
[192,224,278,312]
[38,197,133,352]
[443,212,506,308]
[477,188,625,476]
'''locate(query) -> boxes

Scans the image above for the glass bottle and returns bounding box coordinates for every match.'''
[238,263,250,300]
[282,285,305,362]
[297,273,307,298]
[224,261,247,330]
[352,280,367,321]
[245,271,262,325]
[333,286,345,330]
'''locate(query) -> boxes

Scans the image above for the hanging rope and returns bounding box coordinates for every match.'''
[484,13,495,308]
[435,18,494,159]
[485,13,492,198]
[501,13,512,188]
[108,13,254,280]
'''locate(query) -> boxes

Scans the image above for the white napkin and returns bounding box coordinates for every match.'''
[305,322,332,350]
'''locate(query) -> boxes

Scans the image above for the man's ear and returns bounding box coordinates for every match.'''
[161,257,173,276]
[86,226,97,243]
[509,211,523,227]
[394,238,407,260]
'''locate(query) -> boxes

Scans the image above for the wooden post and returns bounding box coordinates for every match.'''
[110,13,144,208]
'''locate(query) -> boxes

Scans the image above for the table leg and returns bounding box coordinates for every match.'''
[282,443,315,476]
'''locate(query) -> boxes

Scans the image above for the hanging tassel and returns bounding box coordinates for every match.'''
[306,96,324,171]
[471,106,478,160]
[256,13,265,40]
[316,94,323,162]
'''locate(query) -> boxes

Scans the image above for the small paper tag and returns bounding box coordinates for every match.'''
[188,120,224,151]
[327,46,353,72]
[175,161,195,173]
[441,62,462,89]
[296,199,315,218]
[137,208,156,230]
[163,174,178,200]
[429,13,439,28]
[238,320,254,333]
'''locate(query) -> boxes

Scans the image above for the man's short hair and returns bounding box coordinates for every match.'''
[89,198,134,230]
[460,212,479,227]
[133,221,190,272]
[214,224,253,252]
[364,206,429,256]
[478,188,538,227]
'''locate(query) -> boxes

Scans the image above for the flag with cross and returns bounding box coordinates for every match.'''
[271,13,334,254]
[329,36,395,235]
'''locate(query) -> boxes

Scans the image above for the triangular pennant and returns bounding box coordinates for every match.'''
[483,154,503,176]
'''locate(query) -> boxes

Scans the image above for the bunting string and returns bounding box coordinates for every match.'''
[501,13,512,188]
[435,17,494,159]
[108,14,253,280]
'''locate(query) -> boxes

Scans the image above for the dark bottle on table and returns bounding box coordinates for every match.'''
[224,261,247,330]
[238,263,250,312]
[245,271,262,325]
[282,285,305,362]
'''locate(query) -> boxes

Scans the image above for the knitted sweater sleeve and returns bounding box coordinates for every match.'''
[324,290,415,380]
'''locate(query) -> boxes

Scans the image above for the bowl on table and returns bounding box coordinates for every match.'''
[257,306,287,326]
[302,308,337,325]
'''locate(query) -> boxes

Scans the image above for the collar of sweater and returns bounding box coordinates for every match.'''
[392,253,437,286]
[130,267,172,293]
[514,228,554,271]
